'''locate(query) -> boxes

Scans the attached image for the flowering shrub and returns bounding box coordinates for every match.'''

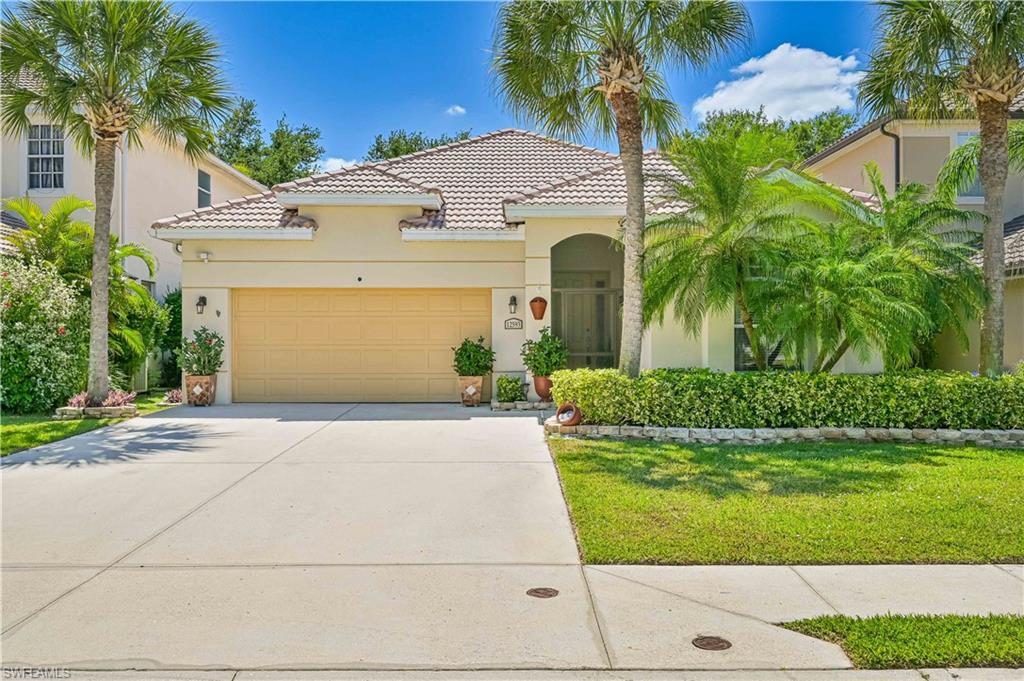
[1,257,89,413]
[163,388,182,404]
[67,392,89,408]
[176,327,224,376]
[101,389,136,407]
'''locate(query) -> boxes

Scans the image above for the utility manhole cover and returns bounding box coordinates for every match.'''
[692,636,732,651]
[526,587,559,599]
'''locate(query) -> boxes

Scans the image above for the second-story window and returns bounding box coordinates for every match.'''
[956,132,984,199]
[198,169,212,207]
[28,124,64,190]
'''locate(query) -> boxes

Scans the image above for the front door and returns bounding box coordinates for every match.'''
[552,272,621,369]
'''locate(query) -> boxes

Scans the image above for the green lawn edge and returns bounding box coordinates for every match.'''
[1,392,174,456]
[782,614,1024,669]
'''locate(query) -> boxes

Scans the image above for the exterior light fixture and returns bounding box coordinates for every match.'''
[196,295,207,315]
[508,295,518,314]
[199,251,210,263]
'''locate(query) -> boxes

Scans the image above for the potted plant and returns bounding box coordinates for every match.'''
[520,327,568,401]
[177,327,225,406]
[452,336,496,406]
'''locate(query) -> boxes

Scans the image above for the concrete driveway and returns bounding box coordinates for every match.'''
[1,403,847,671]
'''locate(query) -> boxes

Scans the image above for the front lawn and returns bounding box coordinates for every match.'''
[1,392,172,457]
[782,614,1024,669]
[549,438,1024,564]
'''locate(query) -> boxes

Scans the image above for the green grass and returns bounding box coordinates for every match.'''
[1,392,172,456]
[782,614,1024,669]
[549,438,1024,564]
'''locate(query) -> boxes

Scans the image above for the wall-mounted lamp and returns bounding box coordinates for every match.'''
[508,295,518,314]
[199,251,210,264]
[196,295,207,315]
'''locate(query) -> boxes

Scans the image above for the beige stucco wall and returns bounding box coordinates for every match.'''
[811,132,898,194]
[2,121,261,299]
[933,277,1024,372]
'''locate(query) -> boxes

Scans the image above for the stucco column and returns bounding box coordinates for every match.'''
[182,286,232,404]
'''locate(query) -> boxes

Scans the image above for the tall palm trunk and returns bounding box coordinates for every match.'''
[87,138,116,402]
[610,90,645,378]
[976,98,1008,375]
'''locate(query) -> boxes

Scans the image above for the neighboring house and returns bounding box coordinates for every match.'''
[153,129,876,405]
[0,73,266,299]
[805,97,1024,371]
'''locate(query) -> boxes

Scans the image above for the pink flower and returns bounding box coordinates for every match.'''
[57,326,66,335]
[206,338,214,345]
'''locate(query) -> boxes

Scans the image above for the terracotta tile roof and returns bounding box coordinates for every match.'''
[152,192,317,232]
[274,165,441,197]
[972,214,1024,275]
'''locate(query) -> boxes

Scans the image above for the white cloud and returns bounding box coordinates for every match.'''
[693,43,864,122]
[445,104,467,116]
[318,157,357,173]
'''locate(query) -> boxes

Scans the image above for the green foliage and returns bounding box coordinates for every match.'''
[693,107,858,163]
[937,122,1024,201]
[496,374,524,402]
[111,292,168,380]
[451,337,495,376]
[176,327,225,376]
[785,108,858,160]
[365,129,471,161]
[213,97,325,186]
[1,196,94,279]
[0,257,89,413]
[521,327,569,377]
[782,615,1024,669]
[159,289,182,386]
[550,368,1024,429]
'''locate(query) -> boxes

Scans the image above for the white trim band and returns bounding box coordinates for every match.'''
[154,227,315,241]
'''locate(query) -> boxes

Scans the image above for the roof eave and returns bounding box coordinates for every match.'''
[153,227,315,242]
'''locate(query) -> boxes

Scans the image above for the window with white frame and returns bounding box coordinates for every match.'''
[734,304,791,371]
[27,124,64,190]
[956,132,984,198]
[197,169,211,208]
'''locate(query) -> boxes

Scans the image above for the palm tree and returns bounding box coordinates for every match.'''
[937,122,1024,201]
[643,132,814,370]
[492,0,750,377]
[2,196,94,280]
[858,0,1024,374]
[1,0,230,402]
[789,162,986,368]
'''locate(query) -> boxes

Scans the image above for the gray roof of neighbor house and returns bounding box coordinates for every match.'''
[972,214,1024,276]
[803,92,1024,169]
[0,210,28,255]
[156,129,615,233]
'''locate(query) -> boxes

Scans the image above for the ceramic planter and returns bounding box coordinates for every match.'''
[458,375,484,406]
[533,375,553,401]
[185,374,217,406]
[529,296,547,320]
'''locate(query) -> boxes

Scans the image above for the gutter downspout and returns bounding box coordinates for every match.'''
[879,120,900,189]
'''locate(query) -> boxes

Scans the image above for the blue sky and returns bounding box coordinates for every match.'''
[179,1,880,169]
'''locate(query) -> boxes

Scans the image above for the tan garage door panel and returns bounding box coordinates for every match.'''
[232,288,491,402]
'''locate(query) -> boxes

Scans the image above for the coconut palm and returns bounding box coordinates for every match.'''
[858,0,1024,374]
[492,0,750,377]
[1,0,230,401]
[643,132,814,370]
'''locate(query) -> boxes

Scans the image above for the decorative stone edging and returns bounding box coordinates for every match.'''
[492,401,554,411]
[543,420,1024,448]
[55,405,138,420]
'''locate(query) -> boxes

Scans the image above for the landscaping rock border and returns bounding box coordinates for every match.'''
[543,419,1024,448]
[492,400,554,411]
[55,405,138,420]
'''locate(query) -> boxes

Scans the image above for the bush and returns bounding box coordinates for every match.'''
[176,327,225,376]
[163,388,182,404]
[452,336,495,376]
[521,327,569,376]
[496,374,524,402]
[550,368,1024,430]
[0,257,89,413]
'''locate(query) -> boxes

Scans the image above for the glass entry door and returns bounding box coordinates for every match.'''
[552,288,621,369]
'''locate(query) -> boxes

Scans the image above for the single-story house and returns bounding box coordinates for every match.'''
[153,129,878,404]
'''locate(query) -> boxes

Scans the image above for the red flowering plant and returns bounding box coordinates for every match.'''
[176,327,224,376]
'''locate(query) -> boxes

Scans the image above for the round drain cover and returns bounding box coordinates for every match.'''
[692,636,732,651]
[526,587,559,599]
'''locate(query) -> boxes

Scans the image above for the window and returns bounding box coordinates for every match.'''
[197,170,211,207]
[956,132,983,198]
[27,124,64,190]
[734,305,791,371]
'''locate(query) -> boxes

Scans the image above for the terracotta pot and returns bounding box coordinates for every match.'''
[458,375,484,406]
[556,401,582,426]
[533,375,553,401]
[185,374,217,406]
[529,296,547,320]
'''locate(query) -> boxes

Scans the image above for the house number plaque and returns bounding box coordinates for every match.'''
[504,317,523,330]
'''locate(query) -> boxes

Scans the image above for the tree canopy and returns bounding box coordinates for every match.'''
[213,97,325,186]
[365,129,472,161]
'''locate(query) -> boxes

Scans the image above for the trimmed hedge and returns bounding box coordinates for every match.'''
[550,368,1024,430]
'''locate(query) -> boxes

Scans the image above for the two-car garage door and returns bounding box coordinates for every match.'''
[232,288,491,402]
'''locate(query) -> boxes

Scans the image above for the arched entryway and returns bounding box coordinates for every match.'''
[550,234,624,369]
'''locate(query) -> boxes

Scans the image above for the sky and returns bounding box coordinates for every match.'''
[178,1,881,170]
